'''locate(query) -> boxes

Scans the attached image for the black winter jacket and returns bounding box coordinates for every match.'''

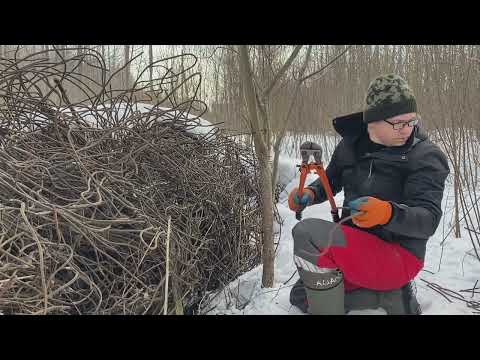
[306,112,450,260]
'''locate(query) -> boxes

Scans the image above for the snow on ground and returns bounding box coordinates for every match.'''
[59,103,217,139]
[416,184,480,315]
[206,146,480,315]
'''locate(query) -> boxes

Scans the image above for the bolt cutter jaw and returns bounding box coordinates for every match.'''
[300,141,323,164]
[296,141,339,222]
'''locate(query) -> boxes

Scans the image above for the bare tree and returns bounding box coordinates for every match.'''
[124,45,131,88]
[149,45,153,92]
[271,45,313,189]
[238,45,302,287]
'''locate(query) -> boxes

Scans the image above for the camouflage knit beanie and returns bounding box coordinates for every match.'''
[363,74,417,123]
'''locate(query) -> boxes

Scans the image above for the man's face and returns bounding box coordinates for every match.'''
[367,112,417,147]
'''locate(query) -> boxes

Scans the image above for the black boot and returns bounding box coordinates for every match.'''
[289,278,308,313]
[402,281,422,315]
[344,282,422,315]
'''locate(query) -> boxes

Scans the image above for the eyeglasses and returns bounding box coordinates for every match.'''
[383,117,419,130]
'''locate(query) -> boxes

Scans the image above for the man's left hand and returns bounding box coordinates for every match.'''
[348,196,392,228]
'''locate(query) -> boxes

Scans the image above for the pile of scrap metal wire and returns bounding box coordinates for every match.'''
[0,47,262,314]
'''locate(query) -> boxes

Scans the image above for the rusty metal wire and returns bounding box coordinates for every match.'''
[420,278,480,314]
[0,47,263,315]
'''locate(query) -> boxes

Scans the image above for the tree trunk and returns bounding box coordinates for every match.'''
[108,45,112,70]
[181,45,186,102]
[149,45,154,93]
[60,45,66,60]
[271,139,282,193]
[259,153,274,287]
[124,45,131,89]
[77,46,84,75]
[44,45,50,61]
[454,171,461,238]
[238,45,274,288]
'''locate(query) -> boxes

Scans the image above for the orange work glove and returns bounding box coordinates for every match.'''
[288,187,315,212]
[348,196,392,228]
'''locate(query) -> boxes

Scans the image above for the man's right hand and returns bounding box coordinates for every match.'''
[288,187,315,212]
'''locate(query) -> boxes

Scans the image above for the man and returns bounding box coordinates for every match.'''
[288,74,450,315]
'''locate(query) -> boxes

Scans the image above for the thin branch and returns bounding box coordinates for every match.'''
[262,45,303,99]
[299,45,354,83]
[163,216,171,315]
[238,45,267,155]
[280,45,313,138]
